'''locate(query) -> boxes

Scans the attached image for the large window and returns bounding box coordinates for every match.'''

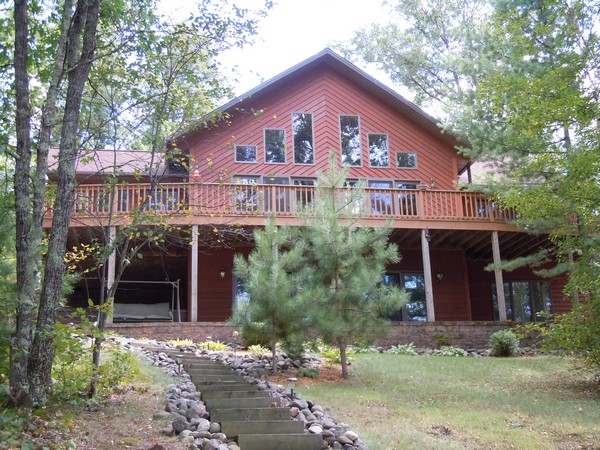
[263,176,290,213]
[382,272,427,321]
[368,133,389,167]
[492,280,552,322]
[293,113,314,164]
[340,115,361,166]
[397,181,419,216]
[293,178,316,207]
[235,145,257,163]
[265,129,286,163]
[233,176,259,212]
[369,180,394,215]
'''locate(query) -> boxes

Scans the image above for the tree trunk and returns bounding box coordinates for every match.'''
[28,0,102,404]
[10,0,36,406]
[338,337,348,379]
[271,337,278,375]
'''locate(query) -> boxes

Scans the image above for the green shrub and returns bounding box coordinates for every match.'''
[321,344,356,366]
[197,340,229,351]
[387,343,418,355]
[437,346,468,357]
[434,334,450,348]
[247,344,270,355]
[490,329,520,357]
[297,367,320,378]
[350,342,379,353]
[167,338,194,347]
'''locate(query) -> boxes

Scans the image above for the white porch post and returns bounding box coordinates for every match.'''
[106,226,116,325]
[421,228,436,322]
[191,225,199,322]
[491,231,507,321]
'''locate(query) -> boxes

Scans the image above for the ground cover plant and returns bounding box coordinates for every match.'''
[295,353,600,450]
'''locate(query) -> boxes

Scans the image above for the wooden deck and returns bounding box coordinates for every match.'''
[47,182,517,231]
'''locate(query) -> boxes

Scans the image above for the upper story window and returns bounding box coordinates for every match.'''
[292,113,314,164]
[265,129,286,164]
[396,151,417,168]
[340,115,361,166]
[235,145,257,163]
[368,134,389,167]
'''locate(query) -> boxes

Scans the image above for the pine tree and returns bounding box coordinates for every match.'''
[299,153,407,378]
[231,217,307,374]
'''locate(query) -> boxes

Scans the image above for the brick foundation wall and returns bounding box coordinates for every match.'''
[108,321,533,349]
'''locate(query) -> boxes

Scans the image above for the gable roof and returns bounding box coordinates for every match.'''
[175,48,470,172]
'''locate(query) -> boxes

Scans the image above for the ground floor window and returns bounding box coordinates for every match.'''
[382,272,427,321]
[492,280,552,322]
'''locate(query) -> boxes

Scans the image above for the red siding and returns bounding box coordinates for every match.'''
[183,66,460,189]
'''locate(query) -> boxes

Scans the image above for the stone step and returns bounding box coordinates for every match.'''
[190,374,243,383]
[210,407,290,422]
[204,396,277,410]
[201,390,271,401]
[235,433,323,450]
[198,383,257,392]
[221,420,305,436]
[187,368,237,376]
[193,379,249,387]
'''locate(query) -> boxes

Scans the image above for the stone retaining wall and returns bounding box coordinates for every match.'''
[108,321,535,349]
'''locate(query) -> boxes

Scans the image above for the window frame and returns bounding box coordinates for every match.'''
[368,133,390,168]
[292,112,315,165]
[382,271,428,322]
[234,144,258,163]
[492,280,552,323]
[339,114,362,167]
[264,128,286,164]
[396,151,418,169]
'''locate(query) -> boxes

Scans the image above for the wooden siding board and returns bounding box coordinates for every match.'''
[185,66,462,190]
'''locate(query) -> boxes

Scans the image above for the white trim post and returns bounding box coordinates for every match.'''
[106,226,116,325]
[421,228,435,322]
[492,231,507,321]
[191,225,198,322]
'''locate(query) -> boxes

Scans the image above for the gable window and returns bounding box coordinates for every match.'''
[368,133,389,167]
[492,280,552,323]
[396,152,417,168]
[265,129,286,163]
[235,145,257,163]
[382,272,427,321]
[340,115,361,166]
[293,113,314,164]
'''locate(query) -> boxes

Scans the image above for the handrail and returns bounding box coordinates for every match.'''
[62,182,515,223]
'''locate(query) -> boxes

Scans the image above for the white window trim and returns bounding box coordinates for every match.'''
[396,151,418,169]
[292,112,315,166]
[264,128,287,165]
[234,144,258,164]
[339,114,362,167]
[367,132,390,168]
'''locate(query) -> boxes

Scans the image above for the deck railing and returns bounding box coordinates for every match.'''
[67,182,515,223]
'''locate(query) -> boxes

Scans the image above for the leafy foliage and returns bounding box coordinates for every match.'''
[346,0,599,372]
[247,344,270,355]
[387,343,419,356]
[437,346,468,357]
[297,367,320,379]
[197,340,229,351]
[489,330,520,357]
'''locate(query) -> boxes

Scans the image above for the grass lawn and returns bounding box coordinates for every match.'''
[295,354,600,450]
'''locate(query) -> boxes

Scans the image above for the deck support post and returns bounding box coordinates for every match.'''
[492,231,507,321]
[421,228,436,322]
[106,226,116,325]
[191,225,199,322]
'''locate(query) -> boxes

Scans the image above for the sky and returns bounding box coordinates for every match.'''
[166,0,392,97]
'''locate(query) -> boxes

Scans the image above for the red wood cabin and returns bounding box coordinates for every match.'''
[50,49,570,344]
